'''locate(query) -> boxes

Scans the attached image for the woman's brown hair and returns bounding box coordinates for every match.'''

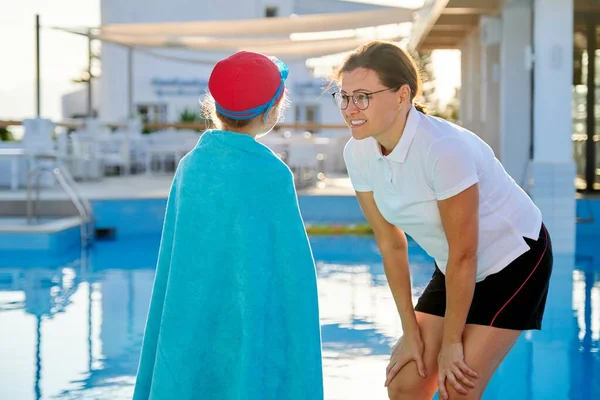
[331,40,427,113]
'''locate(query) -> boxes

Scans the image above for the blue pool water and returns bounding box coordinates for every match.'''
[0,235,598,400]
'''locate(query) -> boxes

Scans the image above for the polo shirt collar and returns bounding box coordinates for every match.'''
[374,105,421,163]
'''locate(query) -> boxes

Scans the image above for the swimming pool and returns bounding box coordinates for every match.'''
[0,235,598,400]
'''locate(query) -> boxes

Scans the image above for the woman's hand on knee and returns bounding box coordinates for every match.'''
[385,329,428,387]
[436,342,479,399]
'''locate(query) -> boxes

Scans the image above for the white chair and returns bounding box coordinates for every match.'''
[21,118,58,187]
[70,132,105,181]
[286,135,320,188]
[142,129,200,175]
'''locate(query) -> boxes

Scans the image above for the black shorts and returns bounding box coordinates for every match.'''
[414,223,553,331]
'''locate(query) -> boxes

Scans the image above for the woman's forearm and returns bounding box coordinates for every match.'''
[443,255,477,344]
[381,247,419,334]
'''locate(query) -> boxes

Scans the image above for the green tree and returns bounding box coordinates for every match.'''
[178,108,209,132]
[0,127,14,141]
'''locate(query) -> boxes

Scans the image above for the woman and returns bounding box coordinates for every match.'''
[133,51,324,400]
[333,40,553,400]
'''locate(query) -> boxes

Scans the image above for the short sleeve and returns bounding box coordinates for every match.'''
[427,137,479,200]
[343,140,372,192]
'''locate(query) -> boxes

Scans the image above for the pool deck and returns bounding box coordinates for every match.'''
[3,172,600,202]
[0,173,356,201]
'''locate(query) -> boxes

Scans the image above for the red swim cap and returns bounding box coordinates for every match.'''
[208,51,288,120]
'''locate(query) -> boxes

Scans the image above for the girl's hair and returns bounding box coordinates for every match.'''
[200,90,290,130]
[331,40,428,114]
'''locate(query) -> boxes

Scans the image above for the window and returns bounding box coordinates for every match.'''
[572,20,600,192]
[137,103,168,124]
[294,104,321,132]
[305,105,318,124]
[265,6,278,17]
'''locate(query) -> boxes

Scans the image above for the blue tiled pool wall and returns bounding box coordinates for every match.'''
[2,195,598,266]
[91,195,600,238]
[91,195,368,238]
[575,197,600,266]
[0,231,68,252]
[90,195,600,268]
[0,226,82,265]
[576,197,599,239]
[0,196,365,262]
[92,199,169,237]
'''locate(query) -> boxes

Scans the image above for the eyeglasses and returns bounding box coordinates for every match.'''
[331,87,397,110]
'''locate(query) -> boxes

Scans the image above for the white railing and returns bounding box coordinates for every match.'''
[27,160,94,247]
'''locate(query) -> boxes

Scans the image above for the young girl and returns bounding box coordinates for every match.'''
[333,41,553,400]
[133,51,323,400]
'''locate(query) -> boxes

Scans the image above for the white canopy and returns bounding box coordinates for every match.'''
[98,7,415,36]
[53,7,415,58]
[89,31,403,57]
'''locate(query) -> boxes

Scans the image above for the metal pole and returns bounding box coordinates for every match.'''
[128,47,134,118]
[35,14,41,117]
[585,17,596,192]
[87,30,93,117]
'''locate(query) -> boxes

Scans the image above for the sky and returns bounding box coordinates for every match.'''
[0,0,101,121]
[0,0,459,122]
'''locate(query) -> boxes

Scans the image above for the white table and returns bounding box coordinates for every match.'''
[0,148,29,190]
[0,149,58,190]
[144,145,190,175]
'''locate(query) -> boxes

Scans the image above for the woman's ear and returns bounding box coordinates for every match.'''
[400,84,411,105]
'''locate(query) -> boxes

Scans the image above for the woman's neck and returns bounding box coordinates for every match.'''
[377,105,412,156]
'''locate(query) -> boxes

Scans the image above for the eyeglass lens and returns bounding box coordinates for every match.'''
[334,93,370,110]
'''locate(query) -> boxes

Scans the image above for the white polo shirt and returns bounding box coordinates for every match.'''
[343,106,542,282]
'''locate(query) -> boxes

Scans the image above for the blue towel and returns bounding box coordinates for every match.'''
[133,129,324,400]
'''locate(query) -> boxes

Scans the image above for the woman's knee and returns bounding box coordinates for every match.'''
[446,385,483,400]
[386,363,437,400]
